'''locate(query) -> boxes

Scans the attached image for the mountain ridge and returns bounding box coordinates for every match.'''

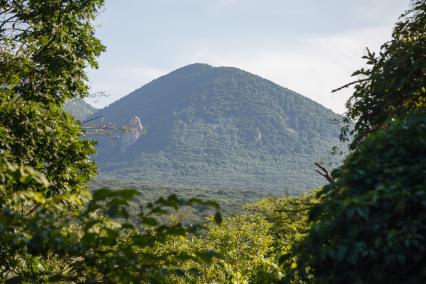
[64,98,97,121]
[90,63,345,193]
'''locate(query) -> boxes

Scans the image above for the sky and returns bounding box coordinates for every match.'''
[87,0,410,114]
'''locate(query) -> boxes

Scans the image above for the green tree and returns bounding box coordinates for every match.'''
[338,0,426,148]
[0,163,219,282]
[205,214,274,283]
[0,1,221,282]
[288,1,426,283]
[247,192,319,282]
[154,214,276,283]
[0,0,105,197]
[156,192,317,283]
[290,112,426,283]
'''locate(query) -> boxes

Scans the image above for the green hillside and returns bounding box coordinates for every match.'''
[93,64,345,193]
[64,98,97,121]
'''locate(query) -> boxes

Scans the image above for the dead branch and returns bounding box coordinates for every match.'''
[315,162,333,183]
[332,78,368,93]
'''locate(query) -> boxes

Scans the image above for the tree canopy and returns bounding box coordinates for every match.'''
[288,1,426,282]
[340,0,426,148]
[0,1,221,282]
[0,0,105,197]
[289,112,426,283]
[0,0,424,283]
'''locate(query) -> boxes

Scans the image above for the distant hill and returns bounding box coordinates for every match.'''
[92,63,345,194]
[64,98,97,121]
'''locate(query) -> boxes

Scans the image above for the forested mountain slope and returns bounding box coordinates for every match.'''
[92,63,344,193]
[64,98,97,121]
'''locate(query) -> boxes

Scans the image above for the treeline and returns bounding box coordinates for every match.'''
[136,192,318,283]
[0,0,425,283]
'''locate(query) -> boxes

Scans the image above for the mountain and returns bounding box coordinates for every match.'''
[64,98,97,121]
[92,63,345,194]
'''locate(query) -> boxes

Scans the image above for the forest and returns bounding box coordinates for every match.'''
[90,62,344,194]
[0,0,425,283]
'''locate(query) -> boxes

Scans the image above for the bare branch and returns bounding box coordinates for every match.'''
[315,162,333,183]
[332,79,368,93]
[0,7,13,17]
[25,205,40,216]
[82,115,103,124]
[0,14,18,32]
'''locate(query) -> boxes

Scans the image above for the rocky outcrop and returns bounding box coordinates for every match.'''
[120,116,144,152]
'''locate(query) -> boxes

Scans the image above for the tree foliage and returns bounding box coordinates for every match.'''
[287,1,426,283]
[289,113,426,283]
[0,1,223,282]
[150,192,317,283]
[1,0,424,283]
[0,0,105,104]
[0,0,105,197]
[340,0,426,148]
[0,160,221,282]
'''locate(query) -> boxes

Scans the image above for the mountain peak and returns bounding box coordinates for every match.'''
[93,64,344,193]
[181,63,212,69]
[170,63,213,74]
[169,63,248,78]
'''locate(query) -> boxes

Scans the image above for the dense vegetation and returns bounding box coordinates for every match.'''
[289,112,426,283]
[90,176,271,219]
[0,0,424,283]
[92,64,345,193]
[0,1,221,282]
[341,0,426,148]
[287,1,426,282]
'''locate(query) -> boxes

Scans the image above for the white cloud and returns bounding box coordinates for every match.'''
[171,25,393,114]
[87,0,405,113]
[87,66,166,107]
[88,24,394,114]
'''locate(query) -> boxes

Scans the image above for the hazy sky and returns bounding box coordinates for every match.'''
[87,0,410,114]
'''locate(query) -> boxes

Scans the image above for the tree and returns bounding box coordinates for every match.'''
[0,0,105,197]
[154,192,318,283]
[0,1,221,282]
[0,164,220,282]
[290,112,426,283]
[247,192,320,283]
[337,0,426,149]
[287,1,426,283]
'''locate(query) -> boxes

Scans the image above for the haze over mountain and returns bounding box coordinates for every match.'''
[64,98,98,121]
[90,63,344,193]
